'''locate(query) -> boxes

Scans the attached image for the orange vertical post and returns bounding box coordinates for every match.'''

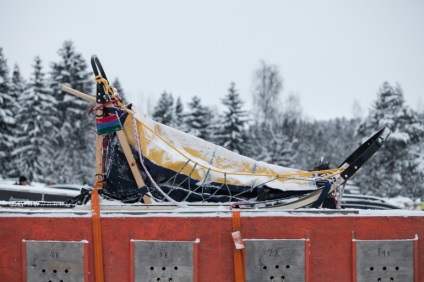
[92,186,104,282]
[232,210,245,282]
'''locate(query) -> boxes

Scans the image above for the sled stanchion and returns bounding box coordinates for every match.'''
[61,85,152,204]
[116,130,152,204]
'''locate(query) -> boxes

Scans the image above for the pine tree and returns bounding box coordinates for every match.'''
[50,41,94,183]
[172,96,185,130]
[216,82,248,154]
[0,47,14,176]
[152,92,174,126]
[185,96,212,140]
[356,82,424,198]
[7,64,29,177]
[12,56,59,182]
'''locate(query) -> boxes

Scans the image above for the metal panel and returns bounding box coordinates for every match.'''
[356,239,415,282]
[244,239,306,282]
[25,240,87,282]
[133,240,195,282]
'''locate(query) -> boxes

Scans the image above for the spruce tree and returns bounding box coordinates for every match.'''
[152,92,174,126]
[50,41,94,183]
[185,96,212,140]
[172,96,185,131]
[0,47,14,176]
[216,82,248,154]
[7,64,29,177]
[356,82,424,198]
[12,57,59,182]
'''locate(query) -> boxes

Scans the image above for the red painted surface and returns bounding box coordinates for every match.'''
[0,213,423,282]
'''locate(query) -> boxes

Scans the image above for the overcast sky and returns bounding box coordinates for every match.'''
[1,0,423,120]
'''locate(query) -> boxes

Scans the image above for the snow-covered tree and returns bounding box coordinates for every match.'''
[185,96,212,140]
[172,96,185,130]
[50,41,94,183]
[12,56,59,182]
[216,82,248,154]
[7,64,29,177]
[247,125,296,167]
[356,82,424,198]
[0,47,14,176]
[152,92,174,126]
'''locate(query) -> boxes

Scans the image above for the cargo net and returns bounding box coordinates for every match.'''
[102,110,343,207]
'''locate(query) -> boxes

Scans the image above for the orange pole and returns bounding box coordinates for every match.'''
[92,185,104,282]
[232,210,245,282]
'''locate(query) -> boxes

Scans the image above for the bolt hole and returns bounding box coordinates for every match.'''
[168,279,173,282]
[281,276,285,279]
[174,266,178,270]
[53,269,57,273]
[65,269,69,273]
[263,265,267,270]
[395,266,399,271]
[60,280,64,282]
[150,267,155,271]
[275,265,279,269]
[270,276,274,280]
[383,266,387,271]
[162,266,166,270]
[390,278,394,281]
[378,278,381,282]
[157,278,161,282]
[42,269,46,273]
[370,267,374,271]
[286,265,290,269]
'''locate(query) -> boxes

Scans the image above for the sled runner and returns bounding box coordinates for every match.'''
[63,56,390,209]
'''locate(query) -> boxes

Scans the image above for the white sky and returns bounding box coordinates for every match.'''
[1,0,423,120]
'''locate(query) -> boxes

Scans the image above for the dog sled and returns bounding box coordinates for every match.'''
[63,56,390,210]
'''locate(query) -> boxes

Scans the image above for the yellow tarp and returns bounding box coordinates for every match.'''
[123,108,325,191]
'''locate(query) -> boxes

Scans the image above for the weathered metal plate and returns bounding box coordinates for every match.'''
[25,240,87,282]
[355,239,415,282]
[133,240,195,282]
[244,239,307,282]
